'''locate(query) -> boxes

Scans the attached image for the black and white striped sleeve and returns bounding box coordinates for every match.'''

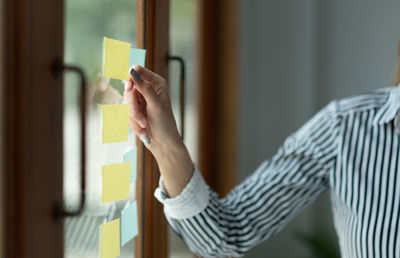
[154,101,340,257]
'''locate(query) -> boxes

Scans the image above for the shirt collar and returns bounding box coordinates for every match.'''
[373,86,400,125]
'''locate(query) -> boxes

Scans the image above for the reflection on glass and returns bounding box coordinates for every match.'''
[64,0,137,257]
[169,0,197,257]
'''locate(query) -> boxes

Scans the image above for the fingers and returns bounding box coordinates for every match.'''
[130,69,160,111]
[124,79,133,92]
[128,119,151,145]
[129,119,144,136]
[123,74,152,147]
[124,82,147,128]
[132,89,147,128]
[132,65,165,85]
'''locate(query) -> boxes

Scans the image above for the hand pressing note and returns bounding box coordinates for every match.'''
[124,65,181,150]
[123,65,194,197]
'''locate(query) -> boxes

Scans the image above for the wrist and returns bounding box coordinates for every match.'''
[151,132,184,159]
[153,139,189,169]
[153,139,194,197]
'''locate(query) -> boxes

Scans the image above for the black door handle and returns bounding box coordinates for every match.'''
[168,55,186,140]
[52,60,87,218]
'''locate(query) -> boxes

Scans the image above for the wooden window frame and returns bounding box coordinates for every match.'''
[3,0,64,256]
[197,0,238,196]
[135,0,169,257]
[0,0,4,255]
[395,41,400,86]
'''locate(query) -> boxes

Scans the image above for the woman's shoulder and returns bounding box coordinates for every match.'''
[334,87,391,117]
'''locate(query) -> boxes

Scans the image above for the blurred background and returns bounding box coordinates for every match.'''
[238,2,399,257]
[169,1,400,257]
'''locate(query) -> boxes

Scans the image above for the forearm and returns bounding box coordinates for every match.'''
[152,139,194,197]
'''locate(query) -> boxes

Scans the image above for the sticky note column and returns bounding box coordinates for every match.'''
[99,103,131,257]
[99,37,145,256]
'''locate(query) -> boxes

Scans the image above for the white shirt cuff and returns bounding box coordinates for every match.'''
[154,166,210,219]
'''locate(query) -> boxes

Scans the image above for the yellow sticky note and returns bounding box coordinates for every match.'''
[103,37,131,80]
[102,104,130,144]
[100,219,120,258]
[102,162,131,203]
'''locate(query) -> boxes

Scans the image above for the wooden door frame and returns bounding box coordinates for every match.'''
[3,0,64,257]
[197,0,238,196]
[135,0,169,257]
[395,41,400,86]
[0,0,5,255]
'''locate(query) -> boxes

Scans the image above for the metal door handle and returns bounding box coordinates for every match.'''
[52,60,87,218]
[168,55,186,140]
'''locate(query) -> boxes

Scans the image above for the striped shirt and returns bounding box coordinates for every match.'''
[155,87,400,258]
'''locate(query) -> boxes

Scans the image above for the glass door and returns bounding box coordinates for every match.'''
[168,0,197,256]
[63,0,140,257]
[3,0,169,257]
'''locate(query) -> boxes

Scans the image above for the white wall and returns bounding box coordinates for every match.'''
[238,1,400,257]
[317,2,400,104]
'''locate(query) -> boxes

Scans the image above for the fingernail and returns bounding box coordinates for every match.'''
[140,134,151,145]
[138,119,147,128]
[130,68,142,81]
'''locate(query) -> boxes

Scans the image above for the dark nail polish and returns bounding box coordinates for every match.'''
[130,68,142,81]
[140,134,151,145]
[144,135,151,145]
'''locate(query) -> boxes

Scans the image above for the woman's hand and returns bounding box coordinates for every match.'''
[124,65,180,153]
[124,65,193,197]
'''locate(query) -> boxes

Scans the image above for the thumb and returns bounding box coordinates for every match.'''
[130,68,160,108]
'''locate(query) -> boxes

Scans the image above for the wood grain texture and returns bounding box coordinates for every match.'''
[395,41,400,86]
[3,0,64,257]
[197,0,238,197]
[135,0,169,257]
[0,0,4,255]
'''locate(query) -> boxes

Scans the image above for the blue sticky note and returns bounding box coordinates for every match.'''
[123,147,137,183]
[128,127,133,134]
[129,48,146,68]
[121,201,138,246]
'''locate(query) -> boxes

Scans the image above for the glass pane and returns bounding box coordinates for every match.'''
[169,0,197,256]
[63,0,138,257]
